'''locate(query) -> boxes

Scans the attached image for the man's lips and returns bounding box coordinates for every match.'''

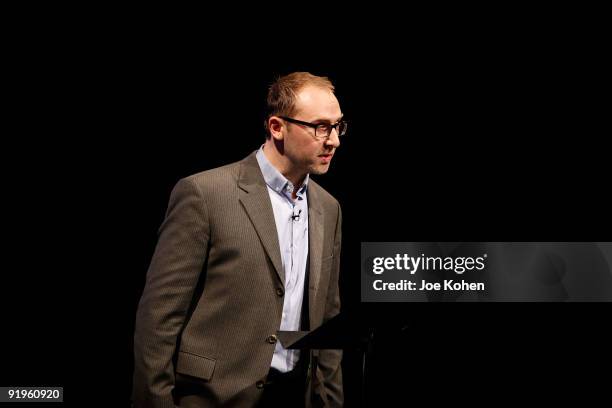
[319,153,333,163]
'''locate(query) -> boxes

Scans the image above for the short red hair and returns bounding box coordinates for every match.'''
[264,72,335,138]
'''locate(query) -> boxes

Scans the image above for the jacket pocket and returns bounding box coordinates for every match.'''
[175,350,216,381]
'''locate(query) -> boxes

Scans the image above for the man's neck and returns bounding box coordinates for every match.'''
[262,143,307,191]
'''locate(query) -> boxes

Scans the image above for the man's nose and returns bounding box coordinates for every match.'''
[325,128,341,148]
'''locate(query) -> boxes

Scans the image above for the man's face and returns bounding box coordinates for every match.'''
[280,85,342,176]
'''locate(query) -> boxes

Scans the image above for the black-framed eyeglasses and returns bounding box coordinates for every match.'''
[279,116,348,140]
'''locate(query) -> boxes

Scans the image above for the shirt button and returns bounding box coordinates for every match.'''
[256,380,265,389]
[267,334,278,344]
[276,288,284,297]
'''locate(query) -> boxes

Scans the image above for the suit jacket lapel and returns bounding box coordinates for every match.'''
[307,185,324,328]
[238,152,285,286]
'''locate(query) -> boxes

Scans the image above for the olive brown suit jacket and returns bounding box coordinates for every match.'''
[132,151,343,407]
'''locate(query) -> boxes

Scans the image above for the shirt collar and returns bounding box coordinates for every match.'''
[256,145,309,200]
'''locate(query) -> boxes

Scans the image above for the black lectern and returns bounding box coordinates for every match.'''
[278,313,375,406]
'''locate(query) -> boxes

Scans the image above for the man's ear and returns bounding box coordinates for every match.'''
[268,116,284,141]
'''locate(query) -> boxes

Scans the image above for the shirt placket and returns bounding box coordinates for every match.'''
[285,183,296,291]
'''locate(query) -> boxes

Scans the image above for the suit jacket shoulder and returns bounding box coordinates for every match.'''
[178,152,341,217]
[308,178,340,211]
[181,158,243,193]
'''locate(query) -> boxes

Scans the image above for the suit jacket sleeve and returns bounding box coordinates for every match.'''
[132,178,210,408]
[316,202,344,407]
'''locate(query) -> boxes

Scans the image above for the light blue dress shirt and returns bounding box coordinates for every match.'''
[256,146,309,372]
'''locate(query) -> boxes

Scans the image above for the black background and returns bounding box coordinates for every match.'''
[2,9,611,407]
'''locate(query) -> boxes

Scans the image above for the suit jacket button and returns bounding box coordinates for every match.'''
[276,288,284,297]
[267,334,278,344]
[256,380,265,389]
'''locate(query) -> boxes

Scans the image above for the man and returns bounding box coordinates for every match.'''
[133,72,347,407]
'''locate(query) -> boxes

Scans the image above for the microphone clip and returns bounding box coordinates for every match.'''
[291,209,302,221]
